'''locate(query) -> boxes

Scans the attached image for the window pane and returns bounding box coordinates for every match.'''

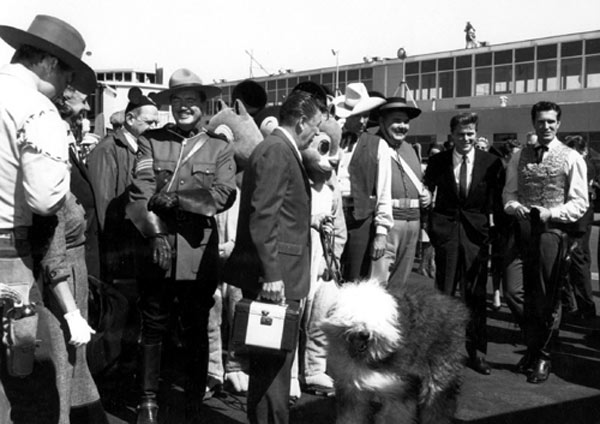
[494,50,512,64]
[515,62,535,93]
[347,69,359,81]
[537,60,557,91]
[422,60,436,73]
[421,73,436,100]
[406,75,419,100]
[561,57,582,89]
[586,38,600,55]
[537,44,557,60]
[476,53,492,67]
[438,57,453,71]
[456,69,472,97]
[406,62,419,74]
[494,65,512,94]
[561,41,582,57]
[438,71,453,98]
[515,47,534,62]
[475,67,491,95]
[456,55,472,69]
[360,68,373,80]
[586,55,600,87]
[322,72,333,84]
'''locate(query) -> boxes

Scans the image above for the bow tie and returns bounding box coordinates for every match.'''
[535,144,548,163]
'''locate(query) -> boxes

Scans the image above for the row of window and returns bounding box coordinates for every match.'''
[405,38,600,100]
[97,71,157,84]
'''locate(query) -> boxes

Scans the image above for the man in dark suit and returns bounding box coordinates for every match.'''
[226,91,323,424]
[424,112,503,375]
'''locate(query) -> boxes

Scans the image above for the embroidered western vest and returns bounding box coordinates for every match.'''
[517,143,570,209]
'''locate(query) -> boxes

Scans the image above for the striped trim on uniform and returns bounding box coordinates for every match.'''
[135,158,153,174]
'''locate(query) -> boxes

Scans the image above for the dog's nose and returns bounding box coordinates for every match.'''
[350,331,370,353]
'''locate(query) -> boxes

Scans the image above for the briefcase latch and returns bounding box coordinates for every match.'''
[260,310,273,326]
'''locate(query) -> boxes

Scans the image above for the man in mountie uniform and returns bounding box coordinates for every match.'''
[127,68,236,423]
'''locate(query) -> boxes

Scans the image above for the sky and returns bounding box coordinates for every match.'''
[1,0,599,84]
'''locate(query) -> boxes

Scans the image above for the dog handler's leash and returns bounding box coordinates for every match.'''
[320,226,343,286]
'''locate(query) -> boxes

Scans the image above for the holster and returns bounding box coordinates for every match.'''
[3,310,38,377]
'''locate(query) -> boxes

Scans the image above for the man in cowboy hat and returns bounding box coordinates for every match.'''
[127,68,236,423]
[335,83,391,282]
[0,15,96,420]
[369,97,431,289]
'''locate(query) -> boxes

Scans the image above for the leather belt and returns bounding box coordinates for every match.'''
[391,198,419,209]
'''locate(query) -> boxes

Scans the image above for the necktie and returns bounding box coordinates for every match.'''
[459,154,468,200]
[535,145,548,163]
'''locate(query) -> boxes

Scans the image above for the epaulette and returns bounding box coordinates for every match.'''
[205,129,229,143]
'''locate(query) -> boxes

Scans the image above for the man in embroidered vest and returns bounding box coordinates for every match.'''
[127,68,237,422]
[503,101,588,384]
[424,113,503,376]
[335,83,389,281]
[369,97,431,290]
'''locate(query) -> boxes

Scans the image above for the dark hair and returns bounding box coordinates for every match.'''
[279,91,320,127]
[531,101,561,122]
[565,135,586,153]
[291,81,328,113]
[11,44,69,71]
[450,112,478,133]
[232,79,267,110]
[53,85,77,119]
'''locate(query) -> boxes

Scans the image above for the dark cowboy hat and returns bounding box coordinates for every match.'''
[152,68,221,105]
[377,97,422,120]
[0,15,96,94]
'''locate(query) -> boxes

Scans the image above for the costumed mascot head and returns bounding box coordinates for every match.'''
[207,98,263,177]
[321,279,469,424]
[300,115,342,187]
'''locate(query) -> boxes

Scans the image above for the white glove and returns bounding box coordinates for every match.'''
[64,309,95,347]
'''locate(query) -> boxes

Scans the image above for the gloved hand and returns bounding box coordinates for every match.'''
[64,309,95,347]
[148,192,178,214]
[151,235,172,270]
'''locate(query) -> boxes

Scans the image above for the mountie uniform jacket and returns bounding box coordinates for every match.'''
[127,124,237,281]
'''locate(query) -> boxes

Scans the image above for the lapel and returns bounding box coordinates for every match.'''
[69,144,89,182]
[468,149,485,199]
[442,150,459,199]
[272,128,311,196]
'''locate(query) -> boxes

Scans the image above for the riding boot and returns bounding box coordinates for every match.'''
[136,343,162,424]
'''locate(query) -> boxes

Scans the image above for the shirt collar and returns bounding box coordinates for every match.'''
[277,127,301,160]
[0,63,40,91]
[452,147,475,163]
[121,127,138,153]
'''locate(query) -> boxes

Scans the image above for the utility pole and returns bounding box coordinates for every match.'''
[245,50,272,77]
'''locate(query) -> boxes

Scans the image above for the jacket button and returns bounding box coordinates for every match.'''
[50,271,57,278]
[180,180,185,185]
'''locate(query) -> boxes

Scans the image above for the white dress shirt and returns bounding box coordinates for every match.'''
[452,147,475,194]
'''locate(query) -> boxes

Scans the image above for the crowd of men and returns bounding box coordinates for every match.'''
[0,14,596,424]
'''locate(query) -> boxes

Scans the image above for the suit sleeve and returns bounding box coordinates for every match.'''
[87,141,117,231]
[248,143,289,282]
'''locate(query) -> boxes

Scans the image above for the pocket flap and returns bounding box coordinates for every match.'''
[192,162,216,175]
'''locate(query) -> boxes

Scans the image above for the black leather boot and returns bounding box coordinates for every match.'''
[136,343,162,424]
[183,328,209,422]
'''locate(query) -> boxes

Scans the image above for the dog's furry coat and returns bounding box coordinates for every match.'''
[322,280,468,424]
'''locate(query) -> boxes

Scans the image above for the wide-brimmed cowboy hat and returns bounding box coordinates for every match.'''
[152,68,221,105]
[0,15,96,94]
[377,97,421,120]
[333,82,386,119]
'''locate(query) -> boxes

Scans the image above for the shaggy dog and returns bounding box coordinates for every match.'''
[321,279,468,424]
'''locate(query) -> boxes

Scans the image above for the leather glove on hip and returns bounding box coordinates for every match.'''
[151,235,172,270]
[64,309,95,347]
[148,192,178,213]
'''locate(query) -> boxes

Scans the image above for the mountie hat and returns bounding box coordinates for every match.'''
[333,82,386,119]
[125,87,156,114]
[0,15,97,94]
[377,97,422,120]
[152,68,221,105]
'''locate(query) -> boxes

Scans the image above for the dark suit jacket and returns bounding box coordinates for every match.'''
[424,148,503,292]
[226,128,311,300]
[69,146,101,279]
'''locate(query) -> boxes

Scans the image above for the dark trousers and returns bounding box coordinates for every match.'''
[568,220,596,318]
[138,278,217,396]
[244,299,300,424]
[519,222,565,359]
[341,210,375,281]
[434,244,488,357]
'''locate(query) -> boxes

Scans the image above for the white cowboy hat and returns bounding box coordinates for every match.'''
[333,82,386,119]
